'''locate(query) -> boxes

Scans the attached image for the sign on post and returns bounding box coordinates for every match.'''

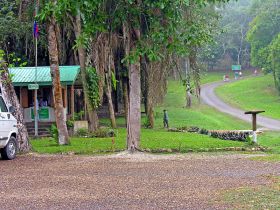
[28,84,39,90]
[31,107,50,120]
[232,65,241,71]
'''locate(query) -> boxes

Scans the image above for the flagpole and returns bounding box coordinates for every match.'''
[34,37,38,137]
[34,0,39,137]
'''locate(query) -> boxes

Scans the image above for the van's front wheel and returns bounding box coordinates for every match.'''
[1,136,17,160]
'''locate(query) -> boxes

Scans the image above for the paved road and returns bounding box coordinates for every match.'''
[201,81,280,131]
[0,153,279,209]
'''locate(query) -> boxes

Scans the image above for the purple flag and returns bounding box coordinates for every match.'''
[33,21,39,38]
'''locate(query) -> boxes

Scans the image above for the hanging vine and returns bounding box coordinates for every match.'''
[85,67,101,109]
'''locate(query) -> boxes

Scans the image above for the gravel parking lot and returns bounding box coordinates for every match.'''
[0,152,279,209]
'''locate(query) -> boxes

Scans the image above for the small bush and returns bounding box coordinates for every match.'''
[209,130,251,141]
[143,117,151,128]
[199,128,209,135]
[49,124,58,142]
[75,128,88,137]
[74,111,85,121]
[91,128,116,138]
[66,120,74,128]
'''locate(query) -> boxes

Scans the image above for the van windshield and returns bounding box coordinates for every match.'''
[0,96,8,112]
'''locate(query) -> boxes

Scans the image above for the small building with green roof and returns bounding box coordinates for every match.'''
[9,66,84,123]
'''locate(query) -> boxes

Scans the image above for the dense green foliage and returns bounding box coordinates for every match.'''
[200,0,252,70]
[269,34,280,91]
[246,0,280,91]
[85,67,101,109]
[0,0,48,66]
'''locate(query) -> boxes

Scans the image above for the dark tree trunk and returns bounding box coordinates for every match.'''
[122,77,129,125]
[146,96,154,128]
[47,15,69,145]
[105,74,117,128]
[73,12,99,132]
[88,109,99,131]
[0,62,30,152]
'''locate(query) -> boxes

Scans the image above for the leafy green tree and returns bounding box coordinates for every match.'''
[200,0,252,70]
[39,0,230,151]
[246,0,280,70]
[269,34,280,92]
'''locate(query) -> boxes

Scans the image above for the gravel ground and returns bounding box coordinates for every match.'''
[0,152,279,210]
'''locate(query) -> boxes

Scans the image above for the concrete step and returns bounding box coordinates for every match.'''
[26,122,53,137]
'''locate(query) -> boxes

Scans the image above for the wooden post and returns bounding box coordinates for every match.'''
[64,85,67,110]
[71,85,74,120]
[245,110,265,131]
[252,114,257,131]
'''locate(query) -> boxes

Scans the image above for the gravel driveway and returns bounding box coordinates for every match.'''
[0,153,279,209]
[201,81,280,131]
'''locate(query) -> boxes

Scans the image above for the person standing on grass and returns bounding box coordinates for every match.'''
[163,109,169,128]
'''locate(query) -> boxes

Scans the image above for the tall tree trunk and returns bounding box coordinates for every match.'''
[73,12,99,131]
[122,76,129,125]
[105,74,116,128]
[0,62,30,152]
[47,16,69,145]
[123,19,141,152]
[185,57,192,108]
[141,59,148,114]
[127,59,141,151]
[88,110,99,131]
[144,58,154,128]
[146,96,154,128]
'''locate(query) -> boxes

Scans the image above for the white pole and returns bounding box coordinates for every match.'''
[34,37,38,137]
[34,0,39,137]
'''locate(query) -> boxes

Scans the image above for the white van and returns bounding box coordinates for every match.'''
[0,95,18,160]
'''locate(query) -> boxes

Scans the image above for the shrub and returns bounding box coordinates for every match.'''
[199,128,209,135]
[49,124,58,142]
[66,120,74,128]
[91,128,116,138]
[74,111,85,121]
[143,117,151,128]
[209,130,251,141]
[75,128,89,137]
[168,126,209,135]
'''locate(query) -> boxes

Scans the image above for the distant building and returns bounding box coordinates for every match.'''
[9,66,84,123]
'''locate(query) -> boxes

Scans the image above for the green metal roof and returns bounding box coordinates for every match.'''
[9,66,80,86]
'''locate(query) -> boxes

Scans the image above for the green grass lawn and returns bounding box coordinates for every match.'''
[101,79,250,130]
[215,74,280,161]
[32,72,254,154]
[216,74,280,119]
[31,128,247,154]
[154,80,250,130]
[31,71,280,157]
